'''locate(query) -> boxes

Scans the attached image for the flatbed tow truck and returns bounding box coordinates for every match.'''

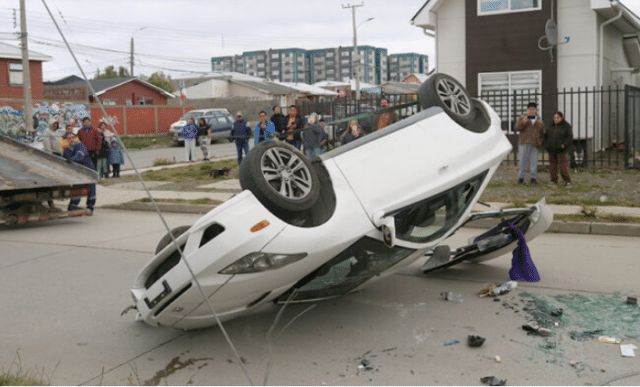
[0,135,98,225]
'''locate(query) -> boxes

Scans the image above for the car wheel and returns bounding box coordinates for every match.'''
[239,141,320,213]
[419,73,475,126]
[155,225,191,254]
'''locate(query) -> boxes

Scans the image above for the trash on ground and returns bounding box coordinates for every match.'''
[522,322,552,336]
[569,360,579,367]
[494,355,501,363]
[598,336,621,344]
[481,375,507,386]
[491,281,518,296]
[626,297,638,305]
[478,283,499,298]
[550,308,563,317]
[620,344,637,357]
[468,335,486,347]
[569,329,604,341]
[359,359,374,371]
[444,340,460,346]
[441,291,463,303]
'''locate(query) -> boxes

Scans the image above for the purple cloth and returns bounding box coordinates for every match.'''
[508,223,540,282]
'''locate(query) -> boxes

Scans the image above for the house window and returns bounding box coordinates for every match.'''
[478,0,539,15]
[478,70,542,132]
[104,99,117,106]
[9,62,23,86]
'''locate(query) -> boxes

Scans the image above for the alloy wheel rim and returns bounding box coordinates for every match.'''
[436,78,472,116]
[260,147,313,200]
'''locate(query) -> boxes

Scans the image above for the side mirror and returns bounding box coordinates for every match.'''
[373,211,395,247]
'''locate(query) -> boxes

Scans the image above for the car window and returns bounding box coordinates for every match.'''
[276,237,415,302]
[392,172,487,244]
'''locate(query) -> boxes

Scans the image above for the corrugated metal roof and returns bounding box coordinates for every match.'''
[232,80,299,95]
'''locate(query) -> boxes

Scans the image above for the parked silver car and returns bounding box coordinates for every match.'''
[169,109,234,145]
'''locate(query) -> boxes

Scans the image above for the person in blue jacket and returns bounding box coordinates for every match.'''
[180,118,198,163]
[231,111,252,165]
[108,138,125,178]
[63,133,96,215]
[254,110,275,146]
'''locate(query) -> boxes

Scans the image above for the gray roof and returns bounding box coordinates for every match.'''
[43,75,84,86]
[81,77,175,98]
[0,41,52,61]
[232,80,299,95]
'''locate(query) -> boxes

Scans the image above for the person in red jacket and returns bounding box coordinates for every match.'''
[76,117,101,169]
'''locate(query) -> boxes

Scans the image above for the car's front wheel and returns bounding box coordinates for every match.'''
[239,141,320,213]
[419,73,475,126]
[155,225,191,254]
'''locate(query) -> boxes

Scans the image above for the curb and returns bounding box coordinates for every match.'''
[103,203,640,237]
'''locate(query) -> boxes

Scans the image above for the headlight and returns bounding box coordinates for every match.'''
[219,252,307,274]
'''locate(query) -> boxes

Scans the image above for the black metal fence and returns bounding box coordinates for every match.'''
[297,87,640,169]
[481,86,640,169]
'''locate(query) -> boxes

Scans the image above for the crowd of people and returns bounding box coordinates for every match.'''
[41,116,125,215]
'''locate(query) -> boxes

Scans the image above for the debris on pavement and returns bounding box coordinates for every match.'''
[468,335,486,347]
[359,359,374,371]
[620,344,637,357]
[569,329,604,341]
[478,283,499,298]
[443,340,460,346]
[569,360,579,367]
[598,336,621,344]
[481,375,507,386]
[494,355,501,363]
[441,291,463,303]
[626,297,638,305]
[522,322,552,336]
[550,308,563,317]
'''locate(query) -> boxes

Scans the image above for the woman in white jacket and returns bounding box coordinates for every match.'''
[43,121,63,156]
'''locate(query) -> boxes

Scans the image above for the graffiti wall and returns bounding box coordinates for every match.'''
[0,101,89,141]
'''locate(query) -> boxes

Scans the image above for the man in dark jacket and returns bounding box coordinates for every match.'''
[284,105,304,150]
[270,106,287,136]
[63,133,96,214]
[544,111,573,187]
[230,111,252,165]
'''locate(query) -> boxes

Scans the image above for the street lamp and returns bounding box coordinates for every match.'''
[130,27,146,77]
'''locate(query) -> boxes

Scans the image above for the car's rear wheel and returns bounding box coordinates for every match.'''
[239,141,320,213]
[419,73,475,126]
[155,225,191,254]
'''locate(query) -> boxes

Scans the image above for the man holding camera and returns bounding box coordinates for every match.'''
[515,102,545,185]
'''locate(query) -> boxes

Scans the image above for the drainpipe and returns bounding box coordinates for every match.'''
[599,1,623,91]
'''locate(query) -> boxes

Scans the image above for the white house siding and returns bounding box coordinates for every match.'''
[435,0,466,85]
[557,0,599,89]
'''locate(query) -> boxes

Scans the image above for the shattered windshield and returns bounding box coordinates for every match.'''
[277,237,415,302]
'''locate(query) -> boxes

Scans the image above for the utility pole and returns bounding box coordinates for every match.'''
[343,2,364,101]
[20,0,33,136]
[130,27,146,77]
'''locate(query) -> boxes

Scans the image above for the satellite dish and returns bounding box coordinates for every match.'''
[545,19,558,46]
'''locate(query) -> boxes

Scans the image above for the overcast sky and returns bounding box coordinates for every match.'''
[2,0,640,83]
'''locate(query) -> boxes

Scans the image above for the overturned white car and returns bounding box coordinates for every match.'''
[128,74,553,330]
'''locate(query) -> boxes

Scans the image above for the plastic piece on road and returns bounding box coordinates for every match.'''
[444,340,460,346]
[441,291,463,303]
[508,223,540,282]
[491,281,518,296]
[626,297,638,305]
[478,283,499,298]
[494,355,501,363]
[621,344,637,357]
[481,376,507,386]
[359,359,374,370]
[468,335,485,347]
[598,336,621,344]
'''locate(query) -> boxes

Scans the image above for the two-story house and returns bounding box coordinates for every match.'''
[412,0,640,167]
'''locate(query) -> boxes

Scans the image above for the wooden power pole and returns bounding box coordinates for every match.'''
[20,0,34,135]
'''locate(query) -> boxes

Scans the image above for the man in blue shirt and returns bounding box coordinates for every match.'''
[254,110,275,146]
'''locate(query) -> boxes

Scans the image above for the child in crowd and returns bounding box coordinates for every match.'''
[108,138,124,178]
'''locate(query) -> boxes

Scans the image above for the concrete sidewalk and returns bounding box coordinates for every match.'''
[94,171,640,237]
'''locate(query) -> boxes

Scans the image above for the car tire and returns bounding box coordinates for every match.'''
[155,225,191,254]
[419,73,475,126]
[239,141,320,213]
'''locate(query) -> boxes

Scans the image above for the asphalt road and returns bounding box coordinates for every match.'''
[1,210,639,385]
[122,140,239,170]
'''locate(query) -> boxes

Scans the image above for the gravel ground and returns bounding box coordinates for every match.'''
[482,163,640,206]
